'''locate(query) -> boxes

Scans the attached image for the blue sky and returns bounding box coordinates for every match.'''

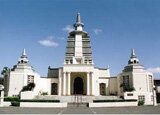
[0,0,160,78]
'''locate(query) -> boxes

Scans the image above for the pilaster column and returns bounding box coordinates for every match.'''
[68,72,71,95]
[0,90,4,106]
[63,72,66,95]
[58,72,62,96]
[91,72,95,95]
[87,72,90,95]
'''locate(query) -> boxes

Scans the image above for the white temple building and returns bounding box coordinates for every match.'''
[4,13,156,105]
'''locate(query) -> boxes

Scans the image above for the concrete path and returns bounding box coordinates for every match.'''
[0,105,160,114]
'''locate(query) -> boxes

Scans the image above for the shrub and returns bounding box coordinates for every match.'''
[41,92,48,96]
[20,99,60,103]
[11,101,20,106]
[4,96,20,107]
[138,100,145,106]
[93,99,137,103]
[4,96,20,102]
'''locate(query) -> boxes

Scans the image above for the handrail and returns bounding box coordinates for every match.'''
[73,94,83,107]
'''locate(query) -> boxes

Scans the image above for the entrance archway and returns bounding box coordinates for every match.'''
[74,77,84,94]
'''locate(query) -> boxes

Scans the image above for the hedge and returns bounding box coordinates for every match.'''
[20,99,60,103]
[93,99,137,103]
[11,101,20,106]
[4,96,20,102]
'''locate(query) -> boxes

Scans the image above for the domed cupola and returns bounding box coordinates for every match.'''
[128,48,139,65]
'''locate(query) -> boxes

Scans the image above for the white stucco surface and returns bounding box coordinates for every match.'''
[20,102,67,108]
[89,102,138,108]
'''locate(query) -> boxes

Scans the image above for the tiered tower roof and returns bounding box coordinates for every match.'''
[65,13,93,65]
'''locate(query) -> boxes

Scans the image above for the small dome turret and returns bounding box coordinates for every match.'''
[128,48,139,64]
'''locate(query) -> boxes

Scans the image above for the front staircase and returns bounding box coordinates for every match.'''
[35,95,122,107]
[36,95,121,103]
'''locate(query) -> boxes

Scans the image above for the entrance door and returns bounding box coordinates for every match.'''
[74,77,84,94]
[51,83,58,95]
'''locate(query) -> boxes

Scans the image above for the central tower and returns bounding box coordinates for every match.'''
[64,13,93,65]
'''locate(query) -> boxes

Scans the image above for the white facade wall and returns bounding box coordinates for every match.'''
[89,101,138,108]
[8,72,24,96]
[132,72,153,105]
[117,70,154,105]
[20,102,67,108]
[8,68,49,96]
[94,68,110,96]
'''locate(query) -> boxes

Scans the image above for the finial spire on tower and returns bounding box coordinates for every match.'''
[21,48,27,58]
[131,48,136,58]
[77,13,81,23]
[74,13,84,31]
[19,48,28,64]
[23,48,26,56]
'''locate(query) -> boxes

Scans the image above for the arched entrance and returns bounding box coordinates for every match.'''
[74,77,84,94]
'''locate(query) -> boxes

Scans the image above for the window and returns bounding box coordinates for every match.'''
[100,83,106,95]
[149,75,153,92]
[120,75,130,92]
[127,93,133,96]
[138,95,145,101]
[28,75,34,84]
[123,76,129,85]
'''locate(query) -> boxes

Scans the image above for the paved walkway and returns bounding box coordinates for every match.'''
[0,105,160,114]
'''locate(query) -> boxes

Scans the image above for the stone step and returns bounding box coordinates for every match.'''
[36,95,122,103]
[67,103,88,108]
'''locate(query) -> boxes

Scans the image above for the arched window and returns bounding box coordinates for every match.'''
[51,83,58,95]
[100,83,106,95]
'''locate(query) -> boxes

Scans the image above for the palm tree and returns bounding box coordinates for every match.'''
[1,67,10,76]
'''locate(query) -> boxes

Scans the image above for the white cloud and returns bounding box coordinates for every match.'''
[39,39,59,47]
[147,67,160,74]
[63,25,74,33]
[93,28,102,35]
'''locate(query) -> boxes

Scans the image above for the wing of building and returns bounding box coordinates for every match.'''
[4,13,156,105]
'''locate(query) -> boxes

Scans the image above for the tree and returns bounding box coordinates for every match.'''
[21,83,36,92]
[0,77,4,85]
[1,67,10,76]
[28,83,35,91]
